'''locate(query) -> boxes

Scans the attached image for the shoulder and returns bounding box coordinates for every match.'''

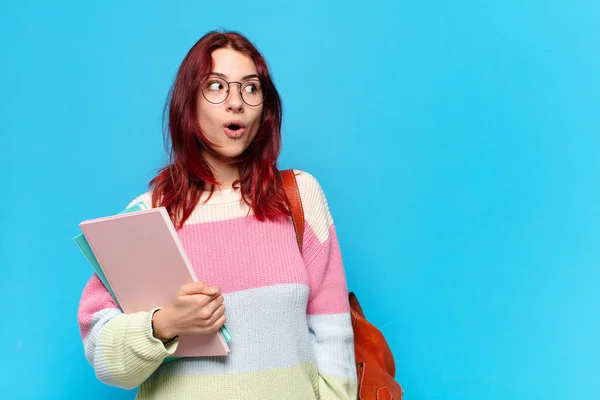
[289,169,334,230]
[125,191,153,210]
[290,169,327,196]
[290,169,326,203]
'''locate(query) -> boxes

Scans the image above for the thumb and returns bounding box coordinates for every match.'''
[206,285,220,295]
[180,281,216,295]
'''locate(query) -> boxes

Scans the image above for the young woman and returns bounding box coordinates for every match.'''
[77,30,357,400]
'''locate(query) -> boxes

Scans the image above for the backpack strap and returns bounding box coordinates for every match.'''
[280,169,305,253]
[281,171,401,398]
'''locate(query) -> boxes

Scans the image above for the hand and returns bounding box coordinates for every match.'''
[152,281,226,341]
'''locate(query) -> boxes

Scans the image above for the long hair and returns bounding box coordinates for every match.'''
[148,30,289,229]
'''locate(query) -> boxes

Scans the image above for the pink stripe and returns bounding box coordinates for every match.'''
[77,274,119,338]
[303,225,351,315]
[178,217,309,294]
[77,217,349,337]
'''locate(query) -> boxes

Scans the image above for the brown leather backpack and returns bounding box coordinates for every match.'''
[281,169,403,400]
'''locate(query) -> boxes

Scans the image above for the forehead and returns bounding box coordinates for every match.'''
[210,48,258,80]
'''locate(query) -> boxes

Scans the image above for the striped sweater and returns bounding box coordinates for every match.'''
[77,170,358,400]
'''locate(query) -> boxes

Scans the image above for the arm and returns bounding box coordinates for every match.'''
[77,273,178,390]
[297,171,358,400]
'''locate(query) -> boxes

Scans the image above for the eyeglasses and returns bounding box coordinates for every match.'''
[201,77,266,106]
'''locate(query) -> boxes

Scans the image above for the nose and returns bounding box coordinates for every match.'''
[226,83,243,113]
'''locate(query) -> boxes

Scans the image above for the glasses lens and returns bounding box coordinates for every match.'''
[202,78,228,104]
[241,80,265,106]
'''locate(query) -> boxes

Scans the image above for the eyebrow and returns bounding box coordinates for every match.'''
[209,72,260,81]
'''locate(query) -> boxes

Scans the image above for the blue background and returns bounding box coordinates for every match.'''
[1,1,599,399]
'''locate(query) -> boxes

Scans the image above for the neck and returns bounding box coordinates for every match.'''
[203,151,240,191]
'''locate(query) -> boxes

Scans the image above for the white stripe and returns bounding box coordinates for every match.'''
[307,313,357,380]
[125,170,334,232]
[126,191,253,224]
[150,284,313,377]
[83,308,122,386]
[295,170,334,244]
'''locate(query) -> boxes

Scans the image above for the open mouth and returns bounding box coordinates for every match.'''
[223,121,246,138]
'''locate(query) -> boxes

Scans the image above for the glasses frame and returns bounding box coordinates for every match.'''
[201,78,266,107]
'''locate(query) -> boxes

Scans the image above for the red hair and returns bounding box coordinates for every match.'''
[148,30,290,229]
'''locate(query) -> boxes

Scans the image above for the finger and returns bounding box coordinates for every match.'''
[207,297,225,317]
[180,281,207,295]
[209,294,225,307]
[195,295,224,320]
[205,303,226,326]
[212,314,227,330]
[202,311,226,333]
[191,293,222,310]
[192,313,226,335]
[180,281,219,296]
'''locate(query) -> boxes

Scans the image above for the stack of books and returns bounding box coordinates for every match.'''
[73,202,231,360]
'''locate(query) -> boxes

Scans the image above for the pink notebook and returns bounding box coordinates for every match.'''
[79,207,230,357]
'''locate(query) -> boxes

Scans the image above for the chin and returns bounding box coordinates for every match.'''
[214,144,250,159]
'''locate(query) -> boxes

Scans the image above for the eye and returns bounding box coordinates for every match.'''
[243,84,257,94]
[243,81,262,95]
[207,80,225,91]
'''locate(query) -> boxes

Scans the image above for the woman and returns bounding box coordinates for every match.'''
[77,30,357,400]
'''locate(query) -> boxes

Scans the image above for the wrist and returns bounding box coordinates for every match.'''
[151,308,177,342]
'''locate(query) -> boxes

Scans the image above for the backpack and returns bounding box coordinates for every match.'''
[281,169,403,400]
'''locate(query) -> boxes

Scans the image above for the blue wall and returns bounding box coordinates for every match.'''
[1,1,599,399]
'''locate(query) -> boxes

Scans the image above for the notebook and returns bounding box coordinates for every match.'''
[73,201,148,302]
[77,206,230,357]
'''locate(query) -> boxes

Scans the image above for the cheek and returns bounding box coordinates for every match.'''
[249,117,262,140]
[250,107,264,130]
[197,102,218,132]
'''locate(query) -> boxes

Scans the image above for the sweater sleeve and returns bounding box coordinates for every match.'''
[296,171,358,400]
[76,193,178,390]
